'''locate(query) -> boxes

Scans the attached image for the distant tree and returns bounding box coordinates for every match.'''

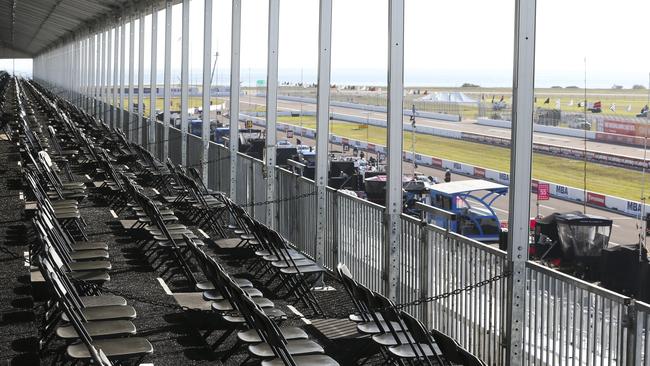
[551,86,562,89]
[633,84,647,90]
[566,86,579,89]
[612,84,623,89]
[461,83,480,88]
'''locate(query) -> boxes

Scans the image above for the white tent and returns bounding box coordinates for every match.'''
[416,92,477,104]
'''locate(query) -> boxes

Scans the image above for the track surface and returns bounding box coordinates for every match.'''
[238,94,649,160]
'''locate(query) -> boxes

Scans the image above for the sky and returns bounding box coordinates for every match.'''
[3,0,650,88]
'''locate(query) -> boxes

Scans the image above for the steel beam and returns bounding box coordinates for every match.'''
[150,7,158,153]
[163,1,172,160]
[202,0,213,183]
[129,16,136,141]
[138,14,145,145]
[385,0,404,301]
[120,18,126,132]
[96,32,102,117]
[180,0,189,166]
[315,0,333,271]
[107,29,113,124]
[265,0,280,227]
[114,26,120,127]
[229,0,242,202]
[506,0,537,365]
[99,31,105,121]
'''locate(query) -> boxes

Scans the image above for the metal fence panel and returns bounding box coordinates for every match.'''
[168,126,182,165]
[636,301,650,366]
[336,192,385,293]
[186,133,203,169]
[207,141,230,193]
[275,168,316,258]
[524,262,630,366]
[252,160,267,223]
[419,226,508,365]
[155,121,165,159]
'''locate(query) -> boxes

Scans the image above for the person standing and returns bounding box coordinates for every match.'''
[444,169,451,183]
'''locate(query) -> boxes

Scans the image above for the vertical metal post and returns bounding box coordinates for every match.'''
[99,31,105,121]
[96,32,102,117]
[163,1,172,160]
[506,0,537,365]
[180,0,189,165]
[229,0,242,201]
[202,0,213,183]
[315,0,333,271]
[114,25,120,127]
[150,7,158,153]
[138,14,145,145]
[91,35,96,116]
[81,37,87,110]
[265,0,280,227]
[129,16,136,140]
[385,0,405,301]
[120,18,126,131]
[107,29,113,124]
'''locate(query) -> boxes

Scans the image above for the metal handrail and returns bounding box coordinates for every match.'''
[415,201,456,222]
[526,260,630,302]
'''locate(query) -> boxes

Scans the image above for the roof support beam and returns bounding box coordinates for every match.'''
[149,7,158,154]
[385,0,405,301]
[128,16,136,140]
[202,0,213,183]
[180,0,189,166]
[265,0,280,227]
[229,0,242,202]
[315,0,333,278]
[506,0,537,364]
[163,2,172,161]
[138,13,145,145]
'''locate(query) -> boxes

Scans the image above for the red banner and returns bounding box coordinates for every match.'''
[367,143,376,152]
[474,167,485,178]
[431,158,443,168]
[537,183,550,201]
[587,192,606,207]
[603,119,636,136]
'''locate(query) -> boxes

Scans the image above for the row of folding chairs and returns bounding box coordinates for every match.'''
[26,170,153,364]
[183,234,340,366]
[221,202,327,316]
[15,77,156,365]
[337,264,485,366]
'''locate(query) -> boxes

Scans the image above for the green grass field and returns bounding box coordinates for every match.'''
[276,116,650,200]
[280,86,650,119]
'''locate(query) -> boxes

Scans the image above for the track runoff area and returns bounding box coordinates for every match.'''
[233,98,642,246]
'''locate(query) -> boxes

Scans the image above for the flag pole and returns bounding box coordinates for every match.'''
[641,72,650,262]
[583,56,587,214]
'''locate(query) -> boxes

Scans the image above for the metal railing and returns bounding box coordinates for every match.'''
[95,107,650,366]
[635,301,650,366]
[525,261,631,366]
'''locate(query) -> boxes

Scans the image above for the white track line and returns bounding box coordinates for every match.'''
[109,209,118,218]
[157,278,172,295]
[24,251,30,267]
